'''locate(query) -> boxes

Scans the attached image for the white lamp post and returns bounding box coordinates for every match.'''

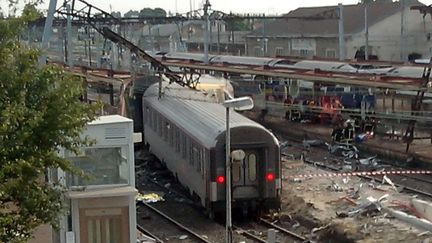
[222,96,254,243]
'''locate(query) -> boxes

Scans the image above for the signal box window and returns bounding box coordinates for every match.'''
[65,147,129,187]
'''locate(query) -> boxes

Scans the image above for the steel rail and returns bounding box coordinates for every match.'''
[259,218,307,241]
[136,224,164,243]
[233,225,267,243]
[398,174,432,185]
[140,202,214,243]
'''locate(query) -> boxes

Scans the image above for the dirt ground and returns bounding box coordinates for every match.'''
[280,161,432,242]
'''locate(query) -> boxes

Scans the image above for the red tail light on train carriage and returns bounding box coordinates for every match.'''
[217,176,225,184]
[266,172,275,182]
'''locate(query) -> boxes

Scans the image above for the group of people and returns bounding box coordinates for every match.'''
[331,117,377,143]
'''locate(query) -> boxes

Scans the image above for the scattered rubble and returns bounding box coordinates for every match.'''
[282,156,432,242]
[136,192,165,203]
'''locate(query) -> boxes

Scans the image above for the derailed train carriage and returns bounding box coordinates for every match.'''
[142,75,281,216]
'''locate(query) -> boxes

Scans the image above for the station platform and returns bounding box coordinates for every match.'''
[245,112,432,168]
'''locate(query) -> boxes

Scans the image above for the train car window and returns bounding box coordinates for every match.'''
[152,110,156,131]
[181,133,187,158]
[189,143,195,166]
[232,158,241,183]
[195,147,200,172]
[144,107,149,124]
[201,149,206,177]
[147,108,152,127]
[164,121,170,141]
[157,114,162,136]
[248,154,257,182]
[175,129,181,153]
[169,124,174,147]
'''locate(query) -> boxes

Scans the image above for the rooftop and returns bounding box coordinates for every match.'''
[247,0,421,37]
[88,115,132,125]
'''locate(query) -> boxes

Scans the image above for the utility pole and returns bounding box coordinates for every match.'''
[364,2,369,61]
[262,17,266,57]
[225,107,232,243]
[400,0,405,61]
[217,21,221,54]
[66,4,74,68]
[338,3,345,61]
[39,0,58,65]
[203,0,211,64]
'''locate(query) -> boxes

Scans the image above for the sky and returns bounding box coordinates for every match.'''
[1,0,432,16]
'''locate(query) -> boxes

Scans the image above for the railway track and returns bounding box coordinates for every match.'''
[137,224,164,243]
[259,218,307,241]
[279,136,432,198]
[234,218,307,243]
[137,201,213,243]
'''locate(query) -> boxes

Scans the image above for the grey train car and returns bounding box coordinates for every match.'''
[142,79,281,216]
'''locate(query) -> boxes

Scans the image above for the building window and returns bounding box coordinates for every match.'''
[254,46,262,57]
[275,47,284,57]
[65,147,129,187]
[300,49,310,57]
[326,49,336,58]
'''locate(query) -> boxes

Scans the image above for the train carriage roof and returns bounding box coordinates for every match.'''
[164,52,215,62]
[210,55,284,66]
[144,82,271,148]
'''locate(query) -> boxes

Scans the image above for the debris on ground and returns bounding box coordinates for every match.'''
[412,198,432,222]
[178,235,188,240]
[382,175,398,192]
[303,139,324,149]
[136,192,165,203]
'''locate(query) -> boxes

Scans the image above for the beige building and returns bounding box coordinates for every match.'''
[245,0,432,61]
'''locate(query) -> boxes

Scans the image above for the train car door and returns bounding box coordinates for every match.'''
[231,149,260,199]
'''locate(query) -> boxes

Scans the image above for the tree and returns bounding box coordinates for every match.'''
[0,3,98,242]
[153,8,167,18]
[139,8,154,18]
[111,11,121,18]
[124,10,139,18]
[139,7,167,18]
[225,19,250,31]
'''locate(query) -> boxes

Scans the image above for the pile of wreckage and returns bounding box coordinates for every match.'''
[336,194,432,233]
[289,139,432,235]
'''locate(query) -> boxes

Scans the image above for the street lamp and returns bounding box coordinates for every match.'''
[222,96,254,243]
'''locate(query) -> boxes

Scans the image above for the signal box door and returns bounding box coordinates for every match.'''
[231,149,260,199]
